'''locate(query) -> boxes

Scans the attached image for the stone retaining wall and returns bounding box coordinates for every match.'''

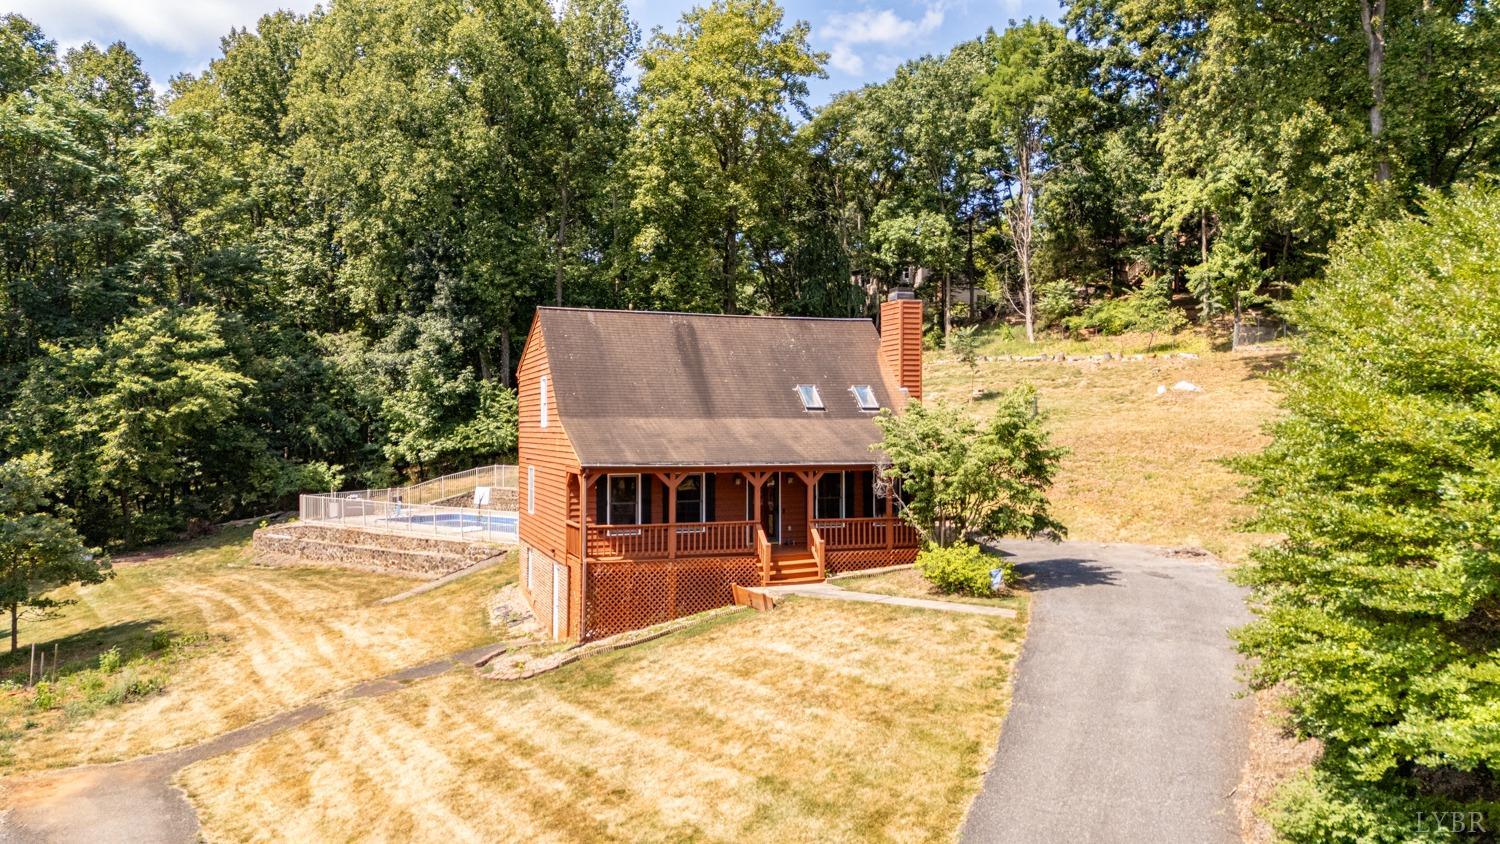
[252,522,507,579]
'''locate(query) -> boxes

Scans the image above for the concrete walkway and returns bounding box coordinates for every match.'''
[762,581,1019,618]
[961,540,1251,844]
[0,642,502,844]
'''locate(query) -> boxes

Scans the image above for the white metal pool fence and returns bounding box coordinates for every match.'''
[299,494,518,544]
[339,464,518,507]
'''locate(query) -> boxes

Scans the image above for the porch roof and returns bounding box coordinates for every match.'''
[535,307,909,468]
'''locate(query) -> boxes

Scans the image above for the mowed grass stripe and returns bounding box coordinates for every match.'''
[179,598,1024,843]
[1,528,514,772]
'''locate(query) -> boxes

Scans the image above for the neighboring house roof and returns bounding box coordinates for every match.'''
[533,307,907,468]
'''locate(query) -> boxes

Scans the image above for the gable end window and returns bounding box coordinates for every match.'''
[539,376,549,428]
[796,384,824,411]
[527,466,536,514]
[851,385,878,411]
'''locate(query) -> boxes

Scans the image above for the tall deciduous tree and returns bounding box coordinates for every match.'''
[987,20,1078,343]
[1151,0,1500,313]
[627,0,824,313]
[11,308,258,545]
[551,0,638,307]
[0,454,108,651]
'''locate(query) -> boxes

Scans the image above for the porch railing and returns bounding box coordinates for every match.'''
[756,526,772,584]
[586,520,757,561]
[810,526,827,579]
[810,516,920,550]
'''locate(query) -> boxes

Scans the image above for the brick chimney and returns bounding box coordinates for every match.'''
[879,289,923,401]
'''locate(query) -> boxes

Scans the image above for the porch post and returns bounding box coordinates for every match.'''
[885,483,895,550]
[580,470,590,640]
[742,471,771,524]
[797,470,825,540]
[660,472,685,559]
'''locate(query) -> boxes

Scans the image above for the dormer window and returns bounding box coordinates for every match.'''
[796,384,824,411]
[851,385,878,411]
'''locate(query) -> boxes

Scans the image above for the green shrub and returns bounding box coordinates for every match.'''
[1064,276,1186,338]
[1035,279,1079,329]
[1064,294,1137,335]
[916,543,1013,596]
[97,647,121,674]
[30,682,56,711]
[1235,185,1500,840]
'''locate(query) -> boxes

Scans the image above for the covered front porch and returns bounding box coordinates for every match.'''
[563,467,919,585]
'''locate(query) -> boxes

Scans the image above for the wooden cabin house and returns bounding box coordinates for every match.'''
[516,293,925,641]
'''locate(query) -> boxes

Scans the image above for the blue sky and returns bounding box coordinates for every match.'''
[10,0,1058,103]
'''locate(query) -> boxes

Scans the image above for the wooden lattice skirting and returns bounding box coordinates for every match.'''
[826,547,919,574]
[579,547,920,642]
[583,556,759,641]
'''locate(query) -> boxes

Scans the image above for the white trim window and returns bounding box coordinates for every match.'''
[607,474,641,525]
[539,376,550,428]
[850,384,879,411]
[527,466,536,514]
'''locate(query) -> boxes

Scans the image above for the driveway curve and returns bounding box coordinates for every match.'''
[962,540,1251,844]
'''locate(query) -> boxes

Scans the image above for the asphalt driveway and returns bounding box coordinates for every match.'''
[961,540,1252,844]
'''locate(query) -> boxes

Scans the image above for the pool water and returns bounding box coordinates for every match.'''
[386,512,518,533]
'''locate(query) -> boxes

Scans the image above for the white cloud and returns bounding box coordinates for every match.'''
[828,43,864,75]
[11,0,315,53]
[819,2,947,78]
[826,8,939,46]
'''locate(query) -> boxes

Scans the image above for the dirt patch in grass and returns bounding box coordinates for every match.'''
[0,527,514,772]
[926,332,1286,563]
[179,597,1028,843]
[836,567,1027,613]
[1236,685,1321,843]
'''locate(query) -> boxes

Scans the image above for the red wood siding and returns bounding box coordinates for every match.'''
[517,322,581,567]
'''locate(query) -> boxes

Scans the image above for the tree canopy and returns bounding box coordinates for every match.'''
[1,0,1497,552]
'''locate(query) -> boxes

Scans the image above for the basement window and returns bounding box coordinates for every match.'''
[851,384,878,411]
[796,384,825,411]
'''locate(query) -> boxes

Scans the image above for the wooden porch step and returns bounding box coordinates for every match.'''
[766,555,824,585]
[768,574,824,585]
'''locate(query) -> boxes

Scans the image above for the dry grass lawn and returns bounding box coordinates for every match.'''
[0,527,512,772]
[926,332,1287,562]
[179,597,1028,843]
[837,567,1027,611]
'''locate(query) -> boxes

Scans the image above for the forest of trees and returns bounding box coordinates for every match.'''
[3,0,1497,546]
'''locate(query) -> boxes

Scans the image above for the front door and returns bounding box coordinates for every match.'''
[760,473,781,543]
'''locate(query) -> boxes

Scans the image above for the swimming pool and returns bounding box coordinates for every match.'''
[385,512,518,534]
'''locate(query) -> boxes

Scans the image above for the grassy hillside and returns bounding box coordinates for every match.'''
[0,528,511,771]
[924,328,1286,562]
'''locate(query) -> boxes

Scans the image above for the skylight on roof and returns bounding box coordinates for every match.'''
[851,385,879,411]
[796,384,825,411]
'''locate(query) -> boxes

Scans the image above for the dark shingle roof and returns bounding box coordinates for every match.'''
[534,307,906,468]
